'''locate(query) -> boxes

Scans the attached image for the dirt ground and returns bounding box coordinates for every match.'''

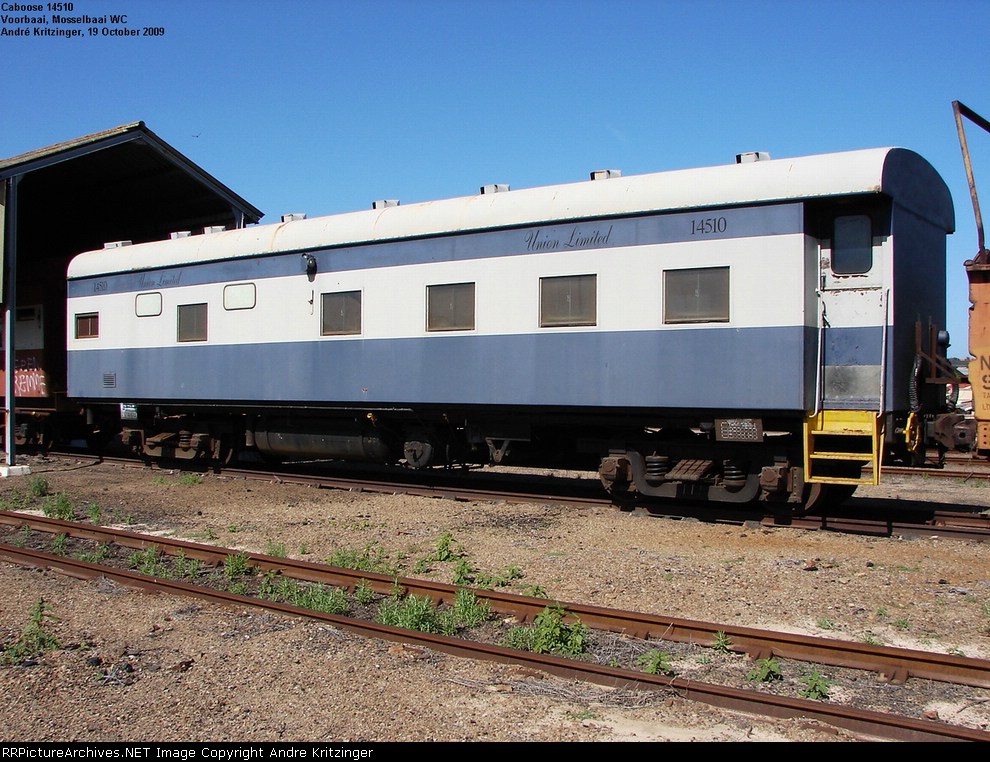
[1,454,989,742]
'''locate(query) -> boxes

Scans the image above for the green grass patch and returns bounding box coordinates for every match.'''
[326,542,402,577]
[41,493,74,521]
[77,543,110,564]
[127,545,172,577]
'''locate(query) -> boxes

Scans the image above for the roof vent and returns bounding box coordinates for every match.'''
[590,169,621,180]
[281,213,307,222]
[736,152,771,163]
[203,225,226,234]
[372,200,399,210]
[169,231,191,240]
[103,240,132,249]
[480,184,510,194]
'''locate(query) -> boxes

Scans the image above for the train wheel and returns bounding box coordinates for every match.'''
[800,483,857,514]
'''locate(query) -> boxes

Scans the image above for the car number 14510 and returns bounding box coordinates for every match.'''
[691,216,728,235]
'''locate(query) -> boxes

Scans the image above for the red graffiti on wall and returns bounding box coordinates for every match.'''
[0,350,50,398]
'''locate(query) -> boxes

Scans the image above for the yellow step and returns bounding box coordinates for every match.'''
[804,410,883,486]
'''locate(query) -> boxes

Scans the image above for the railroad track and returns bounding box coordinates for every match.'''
[28,452,990,541]
[1,510,988,742]
[229,463,990,541]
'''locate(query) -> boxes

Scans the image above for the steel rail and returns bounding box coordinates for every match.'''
[767,513,990,541]
[3,510,990,694]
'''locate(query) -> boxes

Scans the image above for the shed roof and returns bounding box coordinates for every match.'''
[2,122,263,265]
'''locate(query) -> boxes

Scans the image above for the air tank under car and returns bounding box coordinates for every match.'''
[251,415,394,462]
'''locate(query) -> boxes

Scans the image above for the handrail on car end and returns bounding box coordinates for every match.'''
[953,100,990,263]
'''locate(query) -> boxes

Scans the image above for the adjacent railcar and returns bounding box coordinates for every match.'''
[65,148,956,510]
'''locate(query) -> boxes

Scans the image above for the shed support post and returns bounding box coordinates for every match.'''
[2,175,31,477]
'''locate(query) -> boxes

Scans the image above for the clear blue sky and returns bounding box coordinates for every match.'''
[3,0,988,356]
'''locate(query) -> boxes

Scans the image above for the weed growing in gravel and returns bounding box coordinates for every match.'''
[451,558,474,585]
[12,525,31,548]
[0,489,31,511]
[354,579,376,606]
[151,473,204,488]
[637,649,677,676]
[377,593,453,635]
[77,544,110,564]
[293,581,348,613]
[1,598,61,665]
[50,533,67,555]
[28,476,50,498]
[430,532,464,562]
[304,584,349,614]
[374,588,491,635]
[413,532,466,573]
[453,560,524,589]
[153,473,204,487]
[861,632,885,646]
[87,503,102,524]
[566,710,599,722]
[265,541,287,558]
[258,573,350,615]
[474,566,524,589]
[816,617,834,630]
[172,552,201,580]
[449,588,492,628]
[799,669,832,700]
[712,631,733,653]
[257,571,281,600]
[746,657,783,683]
[503,603,587,656]
[327,542,401,577]
[892,618,911,630]
[128,545,172,578]
[41,493,74,521]
[520,584,549,598]
[224,552,254,579]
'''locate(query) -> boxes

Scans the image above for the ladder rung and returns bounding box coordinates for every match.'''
[808,429,874,436]
[806,475,875,485]
[809,452,874,461]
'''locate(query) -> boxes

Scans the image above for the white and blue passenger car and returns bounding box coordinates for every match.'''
[66,148,955,510]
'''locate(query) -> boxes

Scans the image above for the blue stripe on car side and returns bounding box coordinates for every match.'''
[69,325,822,411]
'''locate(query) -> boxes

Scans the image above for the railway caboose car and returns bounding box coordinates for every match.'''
[65,148,955,510]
